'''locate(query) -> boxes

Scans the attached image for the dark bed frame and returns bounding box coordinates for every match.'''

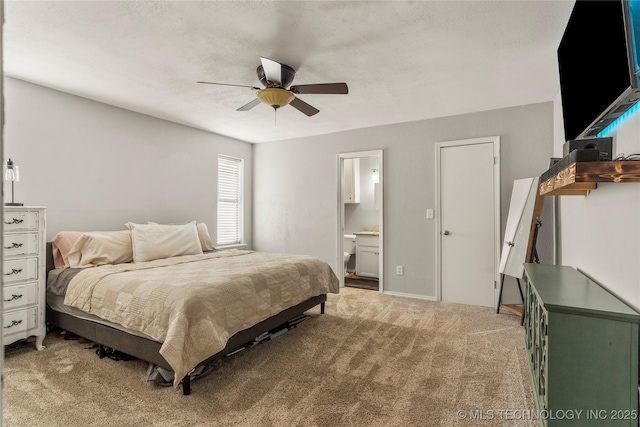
[44,243,326,395]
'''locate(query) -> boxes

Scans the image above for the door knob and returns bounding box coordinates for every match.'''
[443,230,450,236]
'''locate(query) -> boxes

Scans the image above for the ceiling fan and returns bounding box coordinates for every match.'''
[197,57,348,117]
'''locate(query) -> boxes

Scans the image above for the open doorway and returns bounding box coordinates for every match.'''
[337,150,383,291]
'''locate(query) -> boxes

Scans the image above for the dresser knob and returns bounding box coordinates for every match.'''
[4,320,22,329]
[3,294,23,302]
[4,268,23,276]
[4,242,23,249]
[4,218,24,225]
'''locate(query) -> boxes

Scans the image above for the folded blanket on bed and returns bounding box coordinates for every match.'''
[63,249,339,387]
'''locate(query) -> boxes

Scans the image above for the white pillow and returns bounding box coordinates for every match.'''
[128,221,203,263]
[146,222,215,251]
[67,230,133,268]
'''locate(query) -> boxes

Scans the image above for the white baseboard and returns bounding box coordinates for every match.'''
[382,290,437,301]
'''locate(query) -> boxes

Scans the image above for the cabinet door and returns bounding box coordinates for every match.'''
[343,158,360,203]
[356,247,378,278]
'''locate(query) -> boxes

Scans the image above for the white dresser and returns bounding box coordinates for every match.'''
[2,206,46,350]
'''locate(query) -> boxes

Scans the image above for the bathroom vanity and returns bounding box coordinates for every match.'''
[355,232,379,278]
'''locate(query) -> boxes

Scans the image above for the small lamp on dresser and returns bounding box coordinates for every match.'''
[4,158,23,206]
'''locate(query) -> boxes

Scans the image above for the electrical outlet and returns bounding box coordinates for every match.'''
[426,209,434,219]
[396,265,404,275]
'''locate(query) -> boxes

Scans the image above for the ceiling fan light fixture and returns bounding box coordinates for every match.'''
[257,88,294,109]
[199,56,348,116]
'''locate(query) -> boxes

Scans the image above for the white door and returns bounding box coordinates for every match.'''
[437,137,499,307]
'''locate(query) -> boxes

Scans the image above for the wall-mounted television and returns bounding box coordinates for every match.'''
[558,0,640,142]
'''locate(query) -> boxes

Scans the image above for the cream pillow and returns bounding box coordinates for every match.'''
[146,222,215,251]
[128,221,203,263]
[67,230,133,268]
[196,223,215,251]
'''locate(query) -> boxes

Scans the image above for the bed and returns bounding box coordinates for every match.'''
[44,223,339,395]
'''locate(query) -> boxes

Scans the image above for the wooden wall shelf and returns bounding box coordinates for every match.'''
[539,161,640,196]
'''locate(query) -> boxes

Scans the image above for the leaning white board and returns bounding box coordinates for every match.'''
[499,177,540,279]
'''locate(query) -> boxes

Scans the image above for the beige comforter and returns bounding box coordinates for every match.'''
[63,249,339,387]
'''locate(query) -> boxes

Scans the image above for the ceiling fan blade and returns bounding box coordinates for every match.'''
[289,97,320,117]
[290,83,348,95]
[197,81,260,90]
[260,57,282,86]
[237,98,261,111]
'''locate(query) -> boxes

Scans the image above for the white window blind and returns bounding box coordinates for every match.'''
[217,155,243,246]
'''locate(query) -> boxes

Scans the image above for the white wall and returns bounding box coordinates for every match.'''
[555,90,640,310]
[253,102,555,299]
[4,77,253,244]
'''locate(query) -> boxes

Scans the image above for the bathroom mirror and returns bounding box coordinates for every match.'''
[337,150,383,291]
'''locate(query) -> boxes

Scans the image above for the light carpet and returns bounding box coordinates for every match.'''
[3,287,535,427]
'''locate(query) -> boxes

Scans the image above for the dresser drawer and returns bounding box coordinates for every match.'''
[3,257,39,284]
[2,233,39,257]
[2,307,37,342]
[3,282,37,310]
[3,210,40,232]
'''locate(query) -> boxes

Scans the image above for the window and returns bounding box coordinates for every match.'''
[217,155,243,246]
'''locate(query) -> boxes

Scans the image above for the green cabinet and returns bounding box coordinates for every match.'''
[524,263,640,426]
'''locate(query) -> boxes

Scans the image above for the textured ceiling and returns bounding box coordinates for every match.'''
[4,1,576,144]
